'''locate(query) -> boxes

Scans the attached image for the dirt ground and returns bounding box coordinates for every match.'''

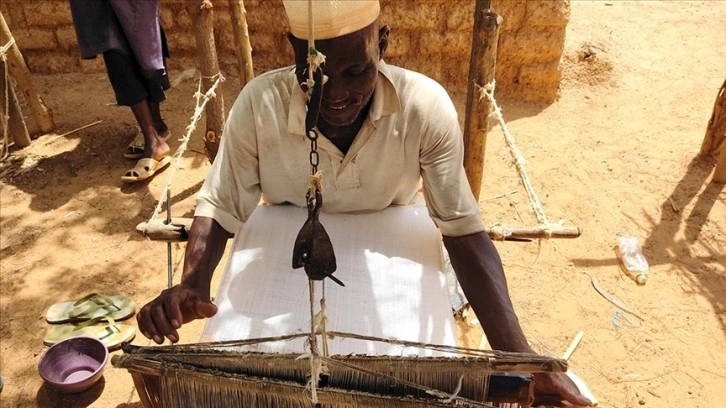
[1,1,724,407]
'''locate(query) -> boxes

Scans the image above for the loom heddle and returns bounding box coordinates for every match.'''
[113,331,567,407]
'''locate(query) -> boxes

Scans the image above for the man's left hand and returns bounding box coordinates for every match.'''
[532,372,593,407]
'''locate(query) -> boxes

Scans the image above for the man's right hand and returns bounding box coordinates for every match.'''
[137,284,218,344]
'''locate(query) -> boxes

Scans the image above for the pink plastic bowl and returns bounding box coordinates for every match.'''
[38,336,108,393]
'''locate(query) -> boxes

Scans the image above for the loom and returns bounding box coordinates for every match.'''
[113,331,567,407]
[115,204,568,407]
[115,2,579,406]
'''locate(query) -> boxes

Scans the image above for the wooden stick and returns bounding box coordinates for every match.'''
[0,61,30,147]
[57,119,103,138]
[483,189,518,201]
[187,1,225,163]
[700,78,725,156]
[485,225,581,240]
[229,0,254,88]
[463,2,501,201]
[561,331,584,360]
[130,372,161,408]
[39,119,103,146]
[701,78,725,183]
[701,368,726,380]
[667,197,680,213]
[141,218,581,242]
[144,218,581,242]
[713,143,726,183]
[590,276,644,321]
[136,217,192,242]
[0,12,54,133]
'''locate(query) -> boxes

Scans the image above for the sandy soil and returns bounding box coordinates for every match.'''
[1,1,724,407]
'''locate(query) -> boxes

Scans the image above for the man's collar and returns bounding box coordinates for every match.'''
[287,60,401,136]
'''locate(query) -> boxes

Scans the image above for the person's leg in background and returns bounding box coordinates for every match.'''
[129,100,169,161]
[103,49,170,159]
[148,101,169,140]
[103,49,171,182]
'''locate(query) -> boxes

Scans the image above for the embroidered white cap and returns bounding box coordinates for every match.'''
[283,0,380,40]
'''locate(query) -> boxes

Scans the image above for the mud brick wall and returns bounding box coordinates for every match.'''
[0,0,569,103]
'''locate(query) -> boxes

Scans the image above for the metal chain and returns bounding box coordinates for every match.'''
[308,128,319,174]
[305,65,324,177]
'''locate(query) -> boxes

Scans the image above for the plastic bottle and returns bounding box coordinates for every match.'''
[616,235,649,285]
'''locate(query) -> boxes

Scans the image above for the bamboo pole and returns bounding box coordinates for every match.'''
[187,1,225,163]
[0,61,30,148]
[0,12,54,133]
[463,1,501,201]
[229,0,254,88]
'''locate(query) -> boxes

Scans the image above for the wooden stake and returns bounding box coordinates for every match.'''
[187,1,225,163]
[0,12,54,133]
[701,79,726,183]
[229,0,254,88]
[463,2,501,201]
[0,61,30,148]
[700,79,725,156]
[714,144,726,183]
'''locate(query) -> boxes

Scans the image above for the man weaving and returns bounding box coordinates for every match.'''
[137,1,592,406]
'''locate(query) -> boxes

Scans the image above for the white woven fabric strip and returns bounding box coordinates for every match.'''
[201,205,457,356]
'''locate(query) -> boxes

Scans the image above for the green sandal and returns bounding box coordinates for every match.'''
[45,293,135,324]
[44,316,136,351]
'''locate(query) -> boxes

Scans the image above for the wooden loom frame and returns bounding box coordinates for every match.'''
[117,2,578,407]
[114,332,568,407]
[462,0,580,242]
[139,0,580,244]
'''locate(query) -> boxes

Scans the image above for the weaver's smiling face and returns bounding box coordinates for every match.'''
[289,22,389,128]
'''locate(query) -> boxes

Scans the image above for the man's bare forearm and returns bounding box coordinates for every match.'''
[181,216,233,295]
[443,231,533,353]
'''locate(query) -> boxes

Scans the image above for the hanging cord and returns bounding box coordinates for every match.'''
[144,72,225,227]
[478,80,561,236]
[0,37,16,161]
[305,280,321,403]
[317,283,330,357]
[304,0,319,401]
[300,1,332,403]
[303,281,333,403]
[305,1,321,402]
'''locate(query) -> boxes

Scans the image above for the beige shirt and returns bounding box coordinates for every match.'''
[195,61,484,237]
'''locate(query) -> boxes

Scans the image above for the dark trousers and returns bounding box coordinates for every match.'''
[102,49,170,106]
